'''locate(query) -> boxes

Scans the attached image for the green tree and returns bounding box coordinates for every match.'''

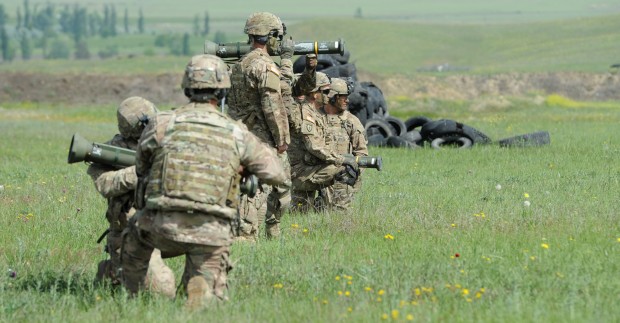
[46,37,70,59]
[88,12,101,36]
[123,8,129,33]
[23,0,31,30]
[193,14,200,36]
[33,4,56,36]
[0,4,7,27]
[202,11,210,36]
[182,32,190,56]
[1,27,15,62]
[101,4,110,37]
[74,40,90,59]
[19,32,32,60]
[354,7,363,18]
[137,8,144,34]
[110,5,117,36]
[59,5,71,34]
[71,6,87,43]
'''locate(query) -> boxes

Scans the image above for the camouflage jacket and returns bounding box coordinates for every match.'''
[135,102,288,244]
[288,100,344,167]
[227,48,290,148]
[86,135,138,230]
[280,59,316,119]
[325,110,369,157]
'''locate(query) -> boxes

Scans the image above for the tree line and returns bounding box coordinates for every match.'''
[0,1,213,62]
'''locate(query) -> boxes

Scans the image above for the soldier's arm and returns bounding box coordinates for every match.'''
[279,58,294,87]
[91,166,138,198]
[350,118,369,157]
[292,54,317,96]
[258,64,290,147]
[235,124,288,186]
[301,117,344,165]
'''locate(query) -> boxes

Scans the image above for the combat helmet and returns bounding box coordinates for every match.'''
[312,72,331,93]
[182,54,231,102]
[244,12,284,37]
[328,78,350,97]
[117,96,158,140]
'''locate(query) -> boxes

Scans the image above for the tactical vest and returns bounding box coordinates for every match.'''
[145,104,241,214]
[325,113,353,155]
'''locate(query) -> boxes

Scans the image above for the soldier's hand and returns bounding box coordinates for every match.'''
[280,37,295,60]
[277,144,288,154]
[342,155,359,173]
[305,54,317,70]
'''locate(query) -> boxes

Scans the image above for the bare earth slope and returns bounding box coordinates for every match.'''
[1,71,619,106]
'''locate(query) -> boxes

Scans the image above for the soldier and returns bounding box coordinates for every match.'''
[323,78,369,211]
[120,54,288,309]
[227,12,291,240]
[289,72,358,212]
[87,96,176,297]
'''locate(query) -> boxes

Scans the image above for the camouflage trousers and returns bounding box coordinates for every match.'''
[290,163,342,213]
[238,152,291,240]
[121,218,232,309]
[96,212,175,298]
[324,175,362,212]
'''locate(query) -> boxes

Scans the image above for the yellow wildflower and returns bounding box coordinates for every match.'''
[524,193,530,198]
[406,314,414,321]
[335,275,341,281]
[378,289,385,296]
[391,310,400,320]
[541,243,549,249]
[345,291,351,297]
[384,234,394,240]
[381,314,389,320]
[462,289,469,296]
[291,224,299,229]
[364,286,373,292]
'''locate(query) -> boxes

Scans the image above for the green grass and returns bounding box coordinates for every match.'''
[1,98,618,322]
[2,12,620,76]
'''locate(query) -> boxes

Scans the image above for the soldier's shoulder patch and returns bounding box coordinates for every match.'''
[301,119,315,135]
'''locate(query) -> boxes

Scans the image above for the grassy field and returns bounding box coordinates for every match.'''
[1,12,620,76]
[0,97,619,322]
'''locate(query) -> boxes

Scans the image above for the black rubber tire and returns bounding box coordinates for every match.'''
[404,116,432,132]
[367,134,388,147]
[497,131,551,147]
[403,130,422,144]
[364,118,394,138]
[386,136,419,149]
[384,116,407,137]
[431,136,473,149]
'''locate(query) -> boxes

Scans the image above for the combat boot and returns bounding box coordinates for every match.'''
[265,222,281,239]
[185,276,212,310]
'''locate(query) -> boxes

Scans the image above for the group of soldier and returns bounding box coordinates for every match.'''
[85,12,368,309]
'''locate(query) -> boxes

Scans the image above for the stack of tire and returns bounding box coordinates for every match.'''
[293,53,550,149]
[293,51,391,127]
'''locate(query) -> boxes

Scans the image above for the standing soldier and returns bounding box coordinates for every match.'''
[323,78,368,211]
[87,97,176,297]
[121,54,288,309]
[227,12,291,240]
[288,72,358,212]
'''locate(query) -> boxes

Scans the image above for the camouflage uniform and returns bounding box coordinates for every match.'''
[288,72,348,212]
[227,12,292,239]
[289,101,347,212]
[87,96,175,297]
[323,79,369,211]
[121,55,288,309]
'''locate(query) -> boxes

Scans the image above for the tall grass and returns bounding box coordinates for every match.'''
[0,98,618,322]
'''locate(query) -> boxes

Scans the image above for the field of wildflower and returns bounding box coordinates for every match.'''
[0,96,619,322]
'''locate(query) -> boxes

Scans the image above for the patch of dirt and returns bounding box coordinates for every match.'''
[1,71,619,106]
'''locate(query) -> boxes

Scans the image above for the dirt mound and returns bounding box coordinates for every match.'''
[1,71,619,105]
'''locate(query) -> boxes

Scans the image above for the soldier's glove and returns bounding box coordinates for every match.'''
[335,164,359,187]
[280,37,295,60]
[305,53,318,71]
[342,155,359,173]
